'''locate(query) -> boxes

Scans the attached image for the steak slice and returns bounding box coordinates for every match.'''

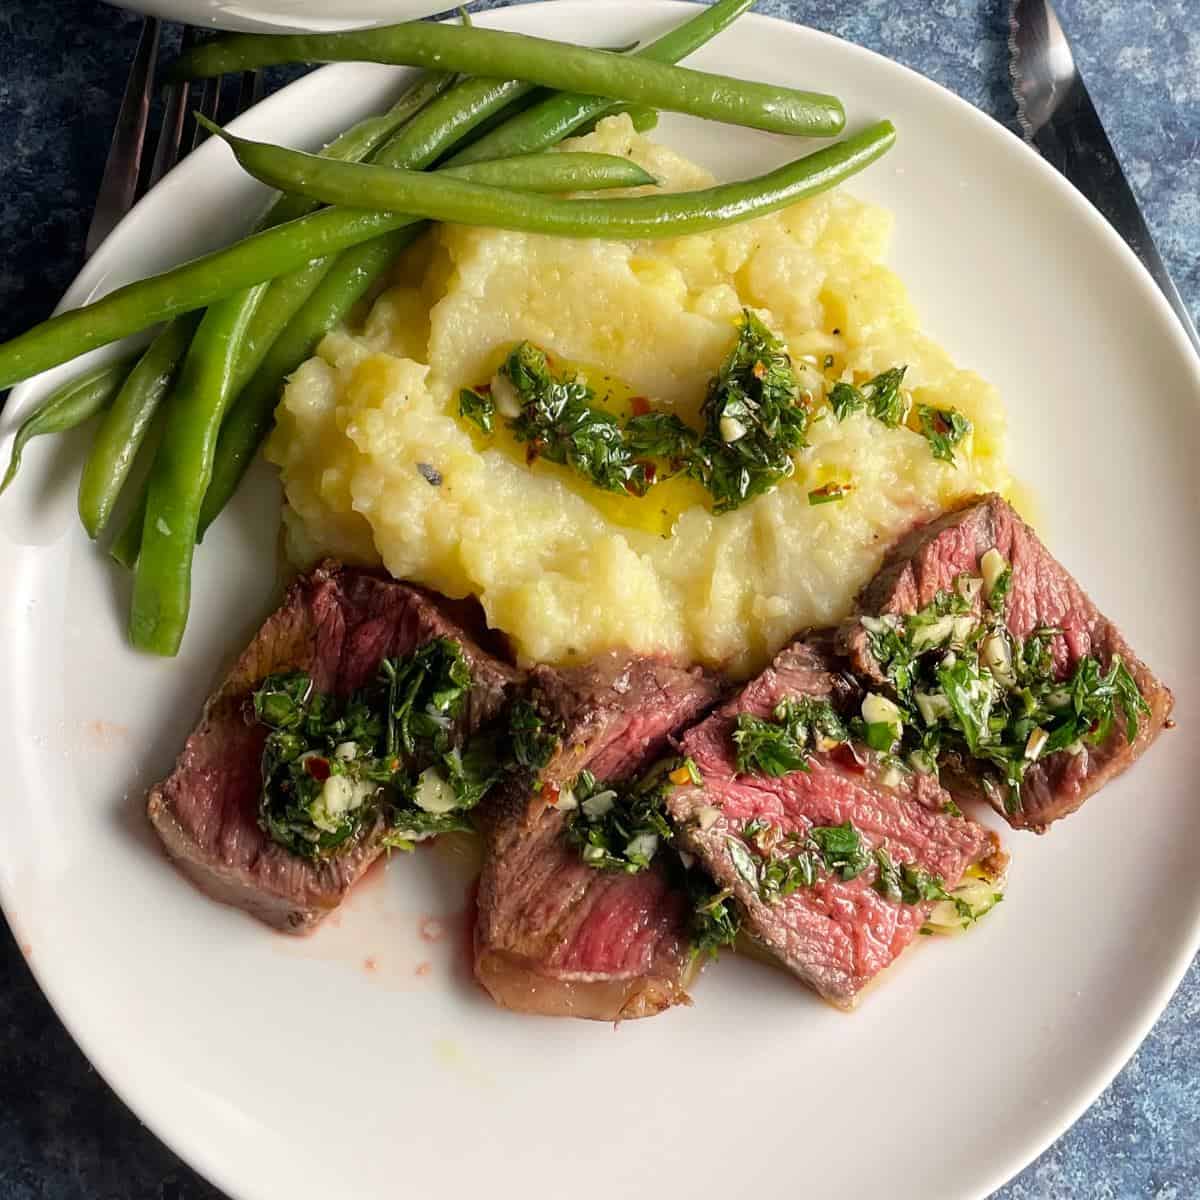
[669,636,1003,1010]
[475,653,722,1020]
[147,561,518,933]
[839,493,1174,831]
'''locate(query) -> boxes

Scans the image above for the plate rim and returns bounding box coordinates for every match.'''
[3,5,1199,1199]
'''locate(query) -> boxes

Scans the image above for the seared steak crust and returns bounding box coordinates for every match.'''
[147,562,517,932]
[669,637,1002,1009]
[475,653,721,1021]
[839,494,1173,831]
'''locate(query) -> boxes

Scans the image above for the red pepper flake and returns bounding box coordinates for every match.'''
[526,441,544,466]
[752,359,767,380]
[476,381,491,395]
[640,461,657,485]
[630,396,651,416]
[830,743,866,774]
[544,783,561,807]
[304,756,331,781]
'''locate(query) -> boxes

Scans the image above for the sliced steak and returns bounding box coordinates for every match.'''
[147,561,518,933]
[669,637,1003,1010]
[839,493,1173,831]
[475,653,721,1021]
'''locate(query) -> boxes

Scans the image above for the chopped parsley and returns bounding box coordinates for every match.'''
[507,699,559,771]
[501,343,653,496]
[827,368,973,466]
[563,758,700,873]
[685,875,742,960]
[827,380,864,422]
[732,817,871,903]
[859,551,1152,811]
[988,565,1013,614]
[828,366,909,427]
[733,695,848,777]
[917,404,973,465]
[863,366,909,426]
[251,640,498,860]
[871,847,949,904]
[691,310,809,513]
[458,386,494,435]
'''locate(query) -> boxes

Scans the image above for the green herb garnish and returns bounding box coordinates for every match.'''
[988,566,1012,614]
[864,366,908,426]
[459,386,495,435]
[251,640,495,860]
[508,699,559,771]
[686,878,742,960]
[693,310,809,513]
[828,380,863,421]
[871,847,949,905]
[733,695,848,777]
[502,342,653,496]
[471,314,811,517]
[732,818,871,903]
[564,759,695,873]
[917,404,972,465]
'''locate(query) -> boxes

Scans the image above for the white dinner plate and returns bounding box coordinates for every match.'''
[104,0,451,33]
[3,4,1198,1198]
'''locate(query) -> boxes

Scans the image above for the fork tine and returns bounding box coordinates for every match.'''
[190,75,223,151]
[85,16,160,258]
[146,26,198,191]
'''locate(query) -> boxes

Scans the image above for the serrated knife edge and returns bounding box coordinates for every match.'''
[1007,6,1035,142]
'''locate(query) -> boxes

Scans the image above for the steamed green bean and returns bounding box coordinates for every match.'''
[170,20,845,137]
[208,119,897,242]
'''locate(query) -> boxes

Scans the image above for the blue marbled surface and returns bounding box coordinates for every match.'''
[0,1,1197,1197]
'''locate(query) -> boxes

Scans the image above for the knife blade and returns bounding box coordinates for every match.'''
[1009,0,1200,356]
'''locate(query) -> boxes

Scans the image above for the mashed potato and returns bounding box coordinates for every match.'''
[268,115,1008,676]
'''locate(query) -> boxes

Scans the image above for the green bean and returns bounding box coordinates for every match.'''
[130,295,262,654]
[1,353,136,494]
[170,21,845,138]
[78,314,199,538]
[209,120,897,240]
[447,0,753,166]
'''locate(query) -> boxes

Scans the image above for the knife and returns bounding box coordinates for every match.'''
[1009,0,1200,356]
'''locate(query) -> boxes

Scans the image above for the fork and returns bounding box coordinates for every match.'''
[85,19,263,259]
